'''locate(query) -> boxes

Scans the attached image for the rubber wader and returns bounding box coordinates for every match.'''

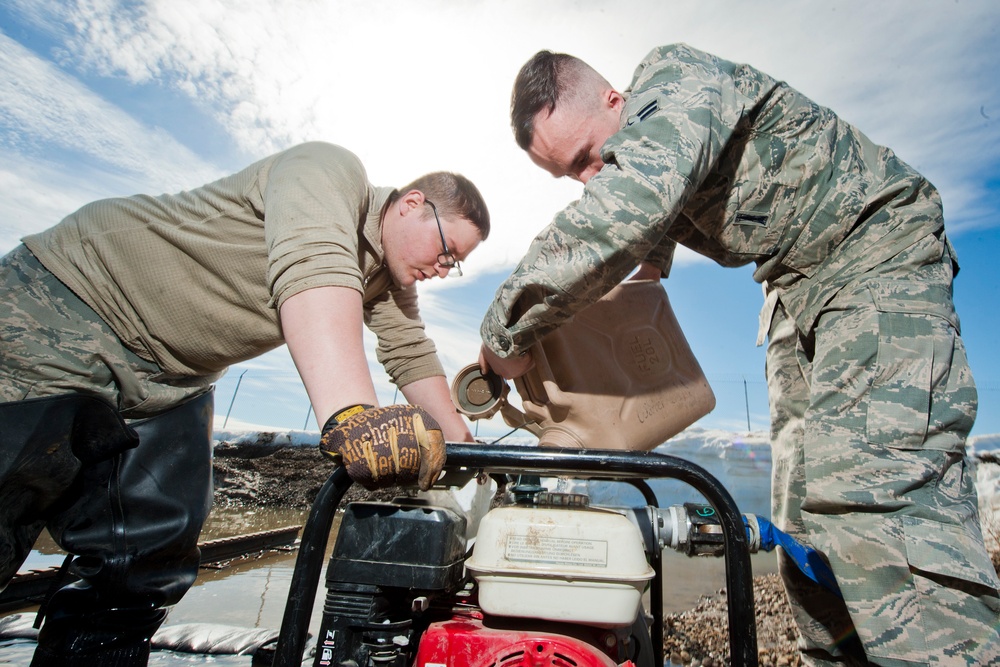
[0,390,214,667]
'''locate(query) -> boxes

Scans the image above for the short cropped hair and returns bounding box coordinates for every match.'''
[396,172,490,240]
[510,50,609,151]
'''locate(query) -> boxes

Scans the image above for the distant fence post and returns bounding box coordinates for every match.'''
[223,369,248,429]
[743,377,751,433]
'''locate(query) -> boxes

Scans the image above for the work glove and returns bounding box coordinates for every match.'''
[319,404,446,491]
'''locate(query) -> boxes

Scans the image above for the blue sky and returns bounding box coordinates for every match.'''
[1,1,998,437]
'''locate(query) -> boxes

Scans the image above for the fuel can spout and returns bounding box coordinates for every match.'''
[652,503,842,598]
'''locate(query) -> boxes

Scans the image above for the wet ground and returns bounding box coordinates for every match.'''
[4,535,781,666]
[2,505,322,666]
[3,510,782,666]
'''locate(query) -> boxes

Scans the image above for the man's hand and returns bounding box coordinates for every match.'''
[319,404,446,491]
[479,344,534,380]
[629,261,663,281]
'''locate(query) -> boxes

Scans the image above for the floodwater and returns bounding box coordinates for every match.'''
[2,506,324,666]
[1,503,779,666]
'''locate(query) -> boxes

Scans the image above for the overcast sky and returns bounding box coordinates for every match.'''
[2,1,998,436]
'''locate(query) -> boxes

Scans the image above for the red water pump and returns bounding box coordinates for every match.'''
[269,444,758,667]
[415,617,633,667]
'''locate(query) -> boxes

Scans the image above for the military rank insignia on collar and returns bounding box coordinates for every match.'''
[626,99,659,126]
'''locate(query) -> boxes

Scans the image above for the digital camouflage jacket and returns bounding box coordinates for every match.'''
[482,44,949,357]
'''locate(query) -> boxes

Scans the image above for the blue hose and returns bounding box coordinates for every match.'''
[746,515,842,598]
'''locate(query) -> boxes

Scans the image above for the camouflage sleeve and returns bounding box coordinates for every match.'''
[481,45,744,357]
[642,237,676,277]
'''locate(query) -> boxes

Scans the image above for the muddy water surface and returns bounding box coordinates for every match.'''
[4,506,325,666]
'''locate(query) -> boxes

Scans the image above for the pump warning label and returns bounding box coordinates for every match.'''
[505,535,608,567]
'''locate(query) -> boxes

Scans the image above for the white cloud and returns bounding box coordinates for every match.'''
[2,0,999,434]
[0,30,219,190]
[8,0,997,251]
[0,28,226,250]
[0,154,101,249]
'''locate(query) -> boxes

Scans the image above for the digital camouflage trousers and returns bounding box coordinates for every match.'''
[765,233,1000,666]
[0,244,210,412]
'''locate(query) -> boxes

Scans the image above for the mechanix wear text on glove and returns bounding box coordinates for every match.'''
[319,404,446,491]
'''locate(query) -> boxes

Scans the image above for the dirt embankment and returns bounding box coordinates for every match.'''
[212,437,396,508]
[211,437,1000,667]
[213,439,333,509]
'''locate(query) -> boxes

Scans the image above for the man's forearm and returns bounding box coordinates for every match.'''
[280,285,379,428]
[400,375,473,443]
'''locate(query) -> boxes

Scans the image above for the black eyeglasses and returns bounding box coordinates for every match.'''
[426,201,463,277]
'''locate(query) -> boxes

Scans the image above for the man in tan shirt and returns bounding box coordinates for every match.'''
[0,141,489,665]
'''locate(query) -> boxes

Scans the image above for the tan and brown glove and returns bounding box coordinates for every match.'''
[319,404,446,491]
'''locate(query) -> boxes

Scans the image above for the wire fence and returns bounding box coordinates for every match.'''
[211,369,1000,439]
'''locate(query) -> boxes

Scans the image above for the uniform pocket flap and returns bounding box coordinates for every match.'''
[903,515,1000,590]
[867,281,958,328]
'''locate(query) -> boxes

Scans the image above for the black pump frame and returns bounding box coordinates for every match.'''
[272,444,759,667]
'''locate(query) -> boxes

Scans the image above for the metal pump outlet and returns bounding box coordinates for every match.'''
[632,502,840,597]
[643,503,762,557]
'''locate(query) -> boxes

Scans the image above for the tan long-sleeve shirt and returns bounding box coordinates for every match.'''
[24,141,443,385]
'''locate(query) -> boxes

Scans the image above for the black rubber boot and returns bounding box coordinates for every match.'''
[0,394,137,587]
[28,604,166,667]
[33,390,215,667]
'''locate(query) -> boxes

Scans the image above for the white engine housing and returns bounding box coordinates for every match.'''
[465,505,654,627]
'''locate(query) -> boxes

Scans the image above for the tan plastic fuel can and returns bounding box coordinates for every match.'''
[453,280,715,451]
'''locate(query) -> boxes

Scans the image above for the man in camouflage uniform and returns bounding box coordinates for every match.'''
[480,45,999,665]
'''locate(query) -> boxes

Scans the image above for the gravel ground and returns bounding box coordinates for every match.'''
[211,438,1000,667]
[659,547,1000,667]
[662,573,801,667]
